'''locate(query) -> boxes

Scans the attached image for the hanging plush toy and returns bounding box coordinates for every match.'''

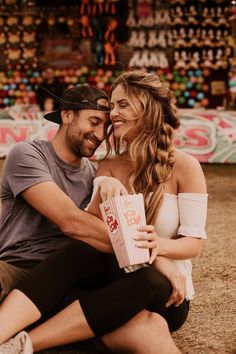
[188,5,198,25]
[79,15,93,38]
[127,29,138,48]
[22,32,36,48]
[6,16,19,32]
[126,8,136,28]
[158,51,169,69]
[147,29,158,48]
[22,16,35,32]
[104,41,118,66]
[80,0,91,15]
[103,18,119,65]
[154,9,171,26]
[22,47,37,66]
[129,49,142,68]
[156,30,167,49]
[215,48,228,69]
[105,0,118,15]
[7,32,21,49]
[0,32,6,49]
[104,18,118,42]
[92,0,104,15]
[6,48,21,65]
[135,30,146,48]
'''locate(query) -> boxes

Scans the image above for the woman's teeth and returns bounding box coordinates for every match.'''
[113,121,125,127]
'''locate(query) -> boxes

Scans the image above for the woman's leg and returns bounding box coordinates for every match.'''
[103,310,181,354]
[78,266,172,335]
[161,300,190,332]
[30,308,180,354]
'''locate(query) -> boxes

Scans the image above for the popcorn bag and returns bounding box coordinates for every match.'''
[100,194,150,268]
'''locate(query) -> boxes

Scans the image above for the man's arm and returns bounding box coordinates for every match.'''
[22,181,113,253]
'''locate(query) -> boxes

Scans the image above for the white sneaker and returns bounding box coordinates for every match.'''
[0,331,33,354]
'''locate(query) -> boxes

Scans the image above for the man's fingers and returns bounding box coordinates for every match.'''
[100,185,128,201]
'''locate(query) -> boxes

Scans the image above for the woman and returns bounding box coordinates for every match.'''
[0,70,207,354]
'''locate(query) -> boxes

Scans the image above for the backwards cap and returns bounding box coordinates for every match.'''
[44,85,110,124]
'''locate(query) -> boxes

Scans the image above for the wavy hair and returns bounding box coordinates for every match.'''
[110,70,180,224]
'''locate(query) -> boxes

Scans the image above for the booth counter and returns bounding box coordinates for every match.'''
[0,107,235,163]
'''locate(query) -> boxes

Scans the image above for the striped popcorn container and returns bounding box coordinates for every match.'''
[99,194,150,268]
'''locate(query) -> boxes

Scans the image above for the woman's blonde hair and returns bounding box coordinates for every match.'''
[110,70,180,224]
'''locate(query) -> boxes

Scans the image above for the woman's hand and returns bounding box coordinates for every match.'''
[98,177,128,201]
[153,256,186,307]
[134,225,162,264]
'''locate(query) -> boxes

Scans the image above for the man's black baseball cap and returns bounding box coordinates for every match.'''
[44,85,110,124]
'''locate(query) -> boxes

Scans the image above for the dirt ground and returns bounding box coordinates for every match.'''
[0,161,235,354]
[172,164,236,354]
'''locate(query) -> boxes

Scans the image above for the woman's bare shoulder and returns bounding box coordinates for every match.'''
[96,156,120,176]
[175,149,201,170]
[174,149,207,193]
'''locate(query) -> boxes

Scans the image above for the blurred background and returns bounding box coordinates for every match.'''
[0,0,235,163]
[0,0,235,109]
[0,1,235,353]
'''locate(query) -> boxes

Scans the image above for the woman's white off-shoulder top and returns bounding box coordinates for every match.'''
[91,176,208,300]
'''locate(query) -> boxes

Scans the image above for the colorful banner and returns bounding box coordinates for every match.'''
[0,108,236,163]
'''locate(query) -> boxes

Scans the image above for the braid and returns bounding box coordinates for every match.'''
[110,70,180,224]
[145,122,175,224]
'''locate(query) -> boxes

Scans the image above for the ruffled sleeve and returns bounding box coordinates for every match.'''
[177,193,208,239]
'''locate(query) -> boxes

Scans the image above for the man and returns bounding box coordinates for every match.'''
[0,85,112,303]
[0,84,181,354]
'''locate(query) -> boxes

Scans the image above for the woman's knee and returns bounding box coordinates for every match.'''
[136,310,169,332]
[102,311,169,353]
[166,300,190,332]
[136,267,172,303]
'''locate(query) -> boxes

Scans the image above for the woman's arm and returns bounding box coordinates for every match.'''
[134,152,207,261]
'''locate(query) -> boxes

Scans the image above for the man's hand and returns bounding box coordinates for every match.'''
[152,256,186,307]
[99,177,128,201]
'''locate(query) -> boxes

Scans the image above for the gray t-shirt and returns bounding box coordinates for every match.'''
[0,140,96,266]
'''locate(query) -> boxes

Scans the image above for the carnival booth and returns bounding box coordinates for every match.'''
[0,0,236,162]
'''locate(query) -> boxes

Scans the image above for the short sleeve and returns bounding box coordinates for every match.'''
[177,193,208,239]
[3,141,54,197]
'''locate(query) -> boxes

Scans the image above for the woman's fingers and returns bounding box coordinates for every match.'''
[138,225,155,233]
[149,247,159,264]
[134,240,157,248]
[133,229,159,263]
[166,276,186,307]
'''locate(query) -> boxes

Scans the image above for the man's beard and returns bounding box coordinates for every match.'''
[68,133,101,158]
